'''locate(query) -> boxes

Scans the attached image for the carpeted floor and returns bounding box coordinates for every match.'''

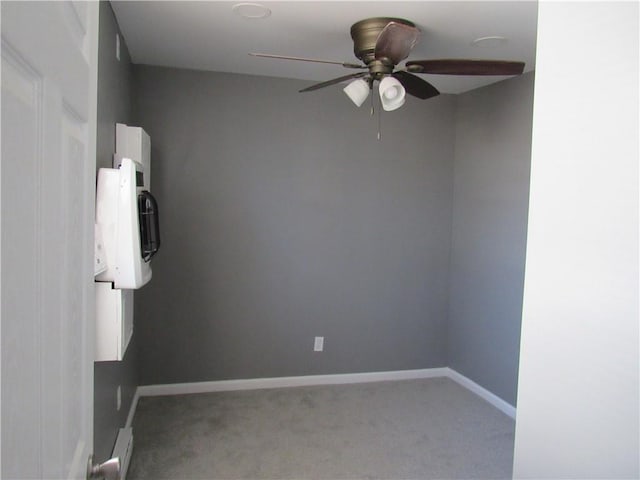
[127,377,514,479]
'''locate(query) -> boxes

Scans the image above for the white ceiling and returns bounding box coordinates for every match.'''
[111,1,538,94]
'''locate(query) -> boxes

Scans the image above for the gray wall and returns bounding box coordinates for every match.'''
[447,73,535,406]
[94,0,138,462]
[132,65,456,385]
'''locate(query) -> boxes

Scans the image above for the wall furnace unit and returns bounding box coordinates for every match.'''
[95,124,159,361]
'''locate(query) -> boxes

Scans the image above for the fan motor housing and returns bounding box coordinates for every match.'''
[350,17,416,64]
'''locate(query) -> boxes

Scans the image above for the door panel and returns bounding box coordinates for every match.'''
[1,2,98,479]
[1,40,43,480]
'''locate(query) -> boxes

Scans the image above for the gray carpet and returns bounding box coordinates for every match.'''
[127,377,514,479]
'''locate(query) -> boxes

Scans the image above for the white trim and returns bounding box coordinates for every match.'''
[128,367,516,421]
[111,427,133,480]
[445,368,516,419]
[125,387,140,429]
[137,368,449,397]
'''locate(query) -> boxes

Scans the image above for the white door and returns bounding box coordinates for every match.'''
[1,1,98,479]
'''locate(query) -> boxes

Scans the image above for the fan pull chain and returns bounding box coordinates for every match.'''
[377,103,382,141]
[370,86,375,117]
[369,84,382,140]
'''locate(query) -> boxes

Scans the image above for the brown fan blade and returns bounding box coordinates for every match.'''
[406,59,525,76]
[374,22,421,65]
[249,53,365,69]
[299,72,368,93]
[392,71,439,100]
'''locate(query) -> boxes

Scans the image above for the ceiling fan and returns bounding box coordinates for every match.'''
[251,17,525,110]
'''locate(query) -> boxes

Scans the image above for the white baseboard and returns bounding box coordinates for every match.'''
[444,367,516,419]
[127,367,516,424]
[137,368,449,397]
[125,388,140,429]
[112,427,133,480]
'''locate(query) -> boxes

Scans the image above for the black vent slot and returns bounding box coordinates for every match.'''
[138,190,160,262]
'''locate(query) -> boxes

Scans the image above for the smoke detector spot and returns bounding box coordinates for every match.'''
[232,3,271,19]
[472,36,508,48]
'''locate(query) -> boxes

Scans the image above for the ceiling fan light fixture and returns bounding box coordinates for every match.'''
[379,76,405,111]
[248,16,524,105]
[343,79,370,107]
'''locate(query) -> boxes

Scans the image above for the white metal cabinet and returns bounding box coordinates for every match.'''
[116,122,150,188]
[95,282,133,361]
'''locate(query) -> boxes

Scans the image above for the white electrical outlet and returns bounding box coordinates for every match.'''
[116,385,122,411]
[314,336,324,352]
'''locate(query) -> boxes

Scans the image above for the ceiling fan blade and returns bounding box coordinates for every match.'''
[406,59,525,76]
[299,72,368,93]
[374,22,420,65]
[392,71,439,100]
[249,53,365,69]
